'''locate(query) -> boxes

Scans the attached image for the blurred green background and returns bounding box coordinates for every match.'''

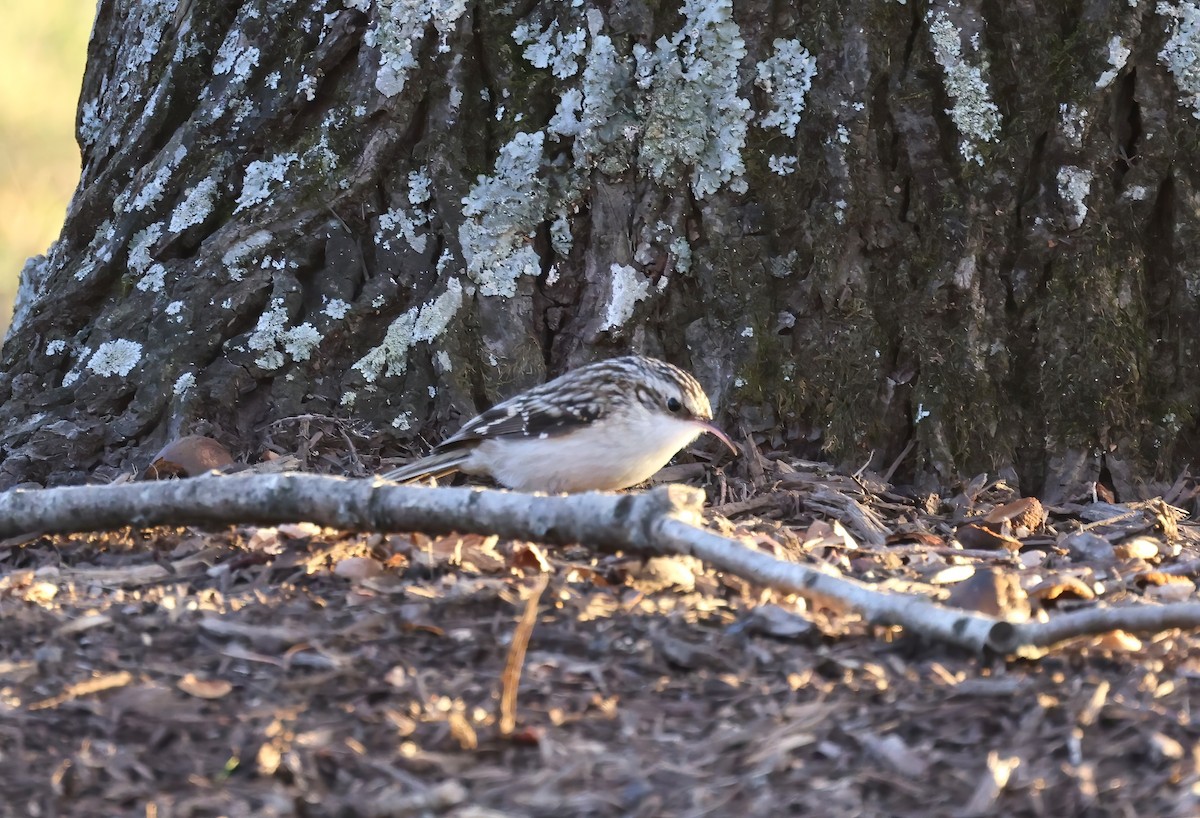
[0,1,93,336]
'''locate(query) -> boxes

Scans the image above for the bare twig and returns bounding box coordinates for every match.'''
[883,439,916,484]
[3,474,1200,656]
[805,486,890,547]
[499,573,550,735]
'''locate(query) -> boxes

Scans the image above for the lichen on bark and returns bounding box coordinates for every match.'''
[1,0,1199,501]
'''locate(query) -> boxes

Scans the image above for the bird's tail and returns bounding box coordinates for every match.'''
[381,450,471,484]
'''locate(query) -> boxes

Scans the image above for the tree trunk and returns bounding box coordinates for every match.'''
[2,0,1197,499]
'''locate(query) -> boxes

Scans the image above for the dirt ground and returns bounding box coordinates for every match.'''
[3,457,1200,818]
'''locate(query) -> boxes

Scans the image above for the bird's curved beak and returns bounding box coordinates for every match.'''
[696,421,739,457]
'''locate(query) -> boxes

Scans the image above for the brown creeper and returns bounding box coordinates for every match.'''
[382,355,736,493]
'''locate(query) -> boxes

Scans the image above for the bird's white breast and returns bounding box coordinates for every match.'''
[462,407,704,492]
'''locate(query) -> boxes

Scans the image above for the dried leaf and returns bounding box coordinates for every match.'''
[277,522,322,540]
[1151,732,1185,760]
[509,542,552,574]
[885,529,943,547]
[448,711,478,751]
[177,673,233,699]
[927,565,976,585]
[145,435,235,479]
[56,614,112,635]
[30,671,134,710]
[984,496,1046,531]
[945,568,1030,620]
[1094,630,1142,652]
[334,557,383,581]
[737,604,815,640]
[1144,582,1194,603]
[1028,575,1096,603]
[1135,571,1193,587]
[1114,537,1161,561]
[956,524,1021,552]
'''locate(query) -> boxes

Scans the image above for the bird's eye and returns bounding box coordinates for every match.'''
[666,397,682,413]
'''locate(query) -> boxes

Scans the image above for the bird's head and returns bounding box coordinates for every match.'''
[630,357,738,456]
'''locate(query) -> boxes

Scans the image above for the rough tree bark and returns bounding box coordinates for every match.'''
[1,0,1197,498]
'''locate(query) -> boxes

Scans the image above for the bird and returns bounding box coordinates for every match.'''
[382,354,737,493]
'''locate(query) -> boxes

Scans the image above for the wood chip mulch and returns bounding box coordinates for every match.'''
[3,451,1200,817]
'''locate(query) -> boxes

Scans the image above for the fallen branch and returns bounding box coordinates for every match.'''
[2,474,1199,655]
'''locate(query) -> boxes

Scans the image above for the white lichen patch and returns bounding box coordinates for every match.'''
[755,38,818,138]
[379,168,437,252]
[88,339,143,377]
[549,87,585,137]
[283,323,322,361]
[634,0,751,197]
[459,132,549,297]
[222,230,274,280]
[247,298,325,369]
[213,29,260,80]
[352,279,463,382]
[46,339,66,355]
[1157,2,1200,117]
[550,211,573,257]
[669,236,692,273]
[514,20,588,79]
[378,207,428,253]
[128,223,163,275]
[371,0,468,97]
[169,176,219,233]
[1097,35,1131,89]
[409,167,432,205]
[1057,165,1093,229]
[323,298,351,319]
[297,75,318,101]
[569,13,630,173]
[130,145,189,212]
[768,155,798,175]
[80,98,103,147]
[173,372,196,395]
[926,9,1002,165]
[138,264,167,293]
[216,25,262,79]
[235,153,299,212]
[1059,103,1089,148]
[600,263,650,331]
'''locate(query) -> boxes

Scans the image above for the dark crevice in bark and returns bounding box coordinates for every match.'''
[1143,171,1176,408]
[899,0,921,76]
[1098,454,1118,502]
[1113,69,1142,186]
[532,218,557,366]
[1034,259,1055,301]
[870,72,897,174]
[1144,172,1176,303]
[469,0,499,158]
[1002,129,1047,313]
